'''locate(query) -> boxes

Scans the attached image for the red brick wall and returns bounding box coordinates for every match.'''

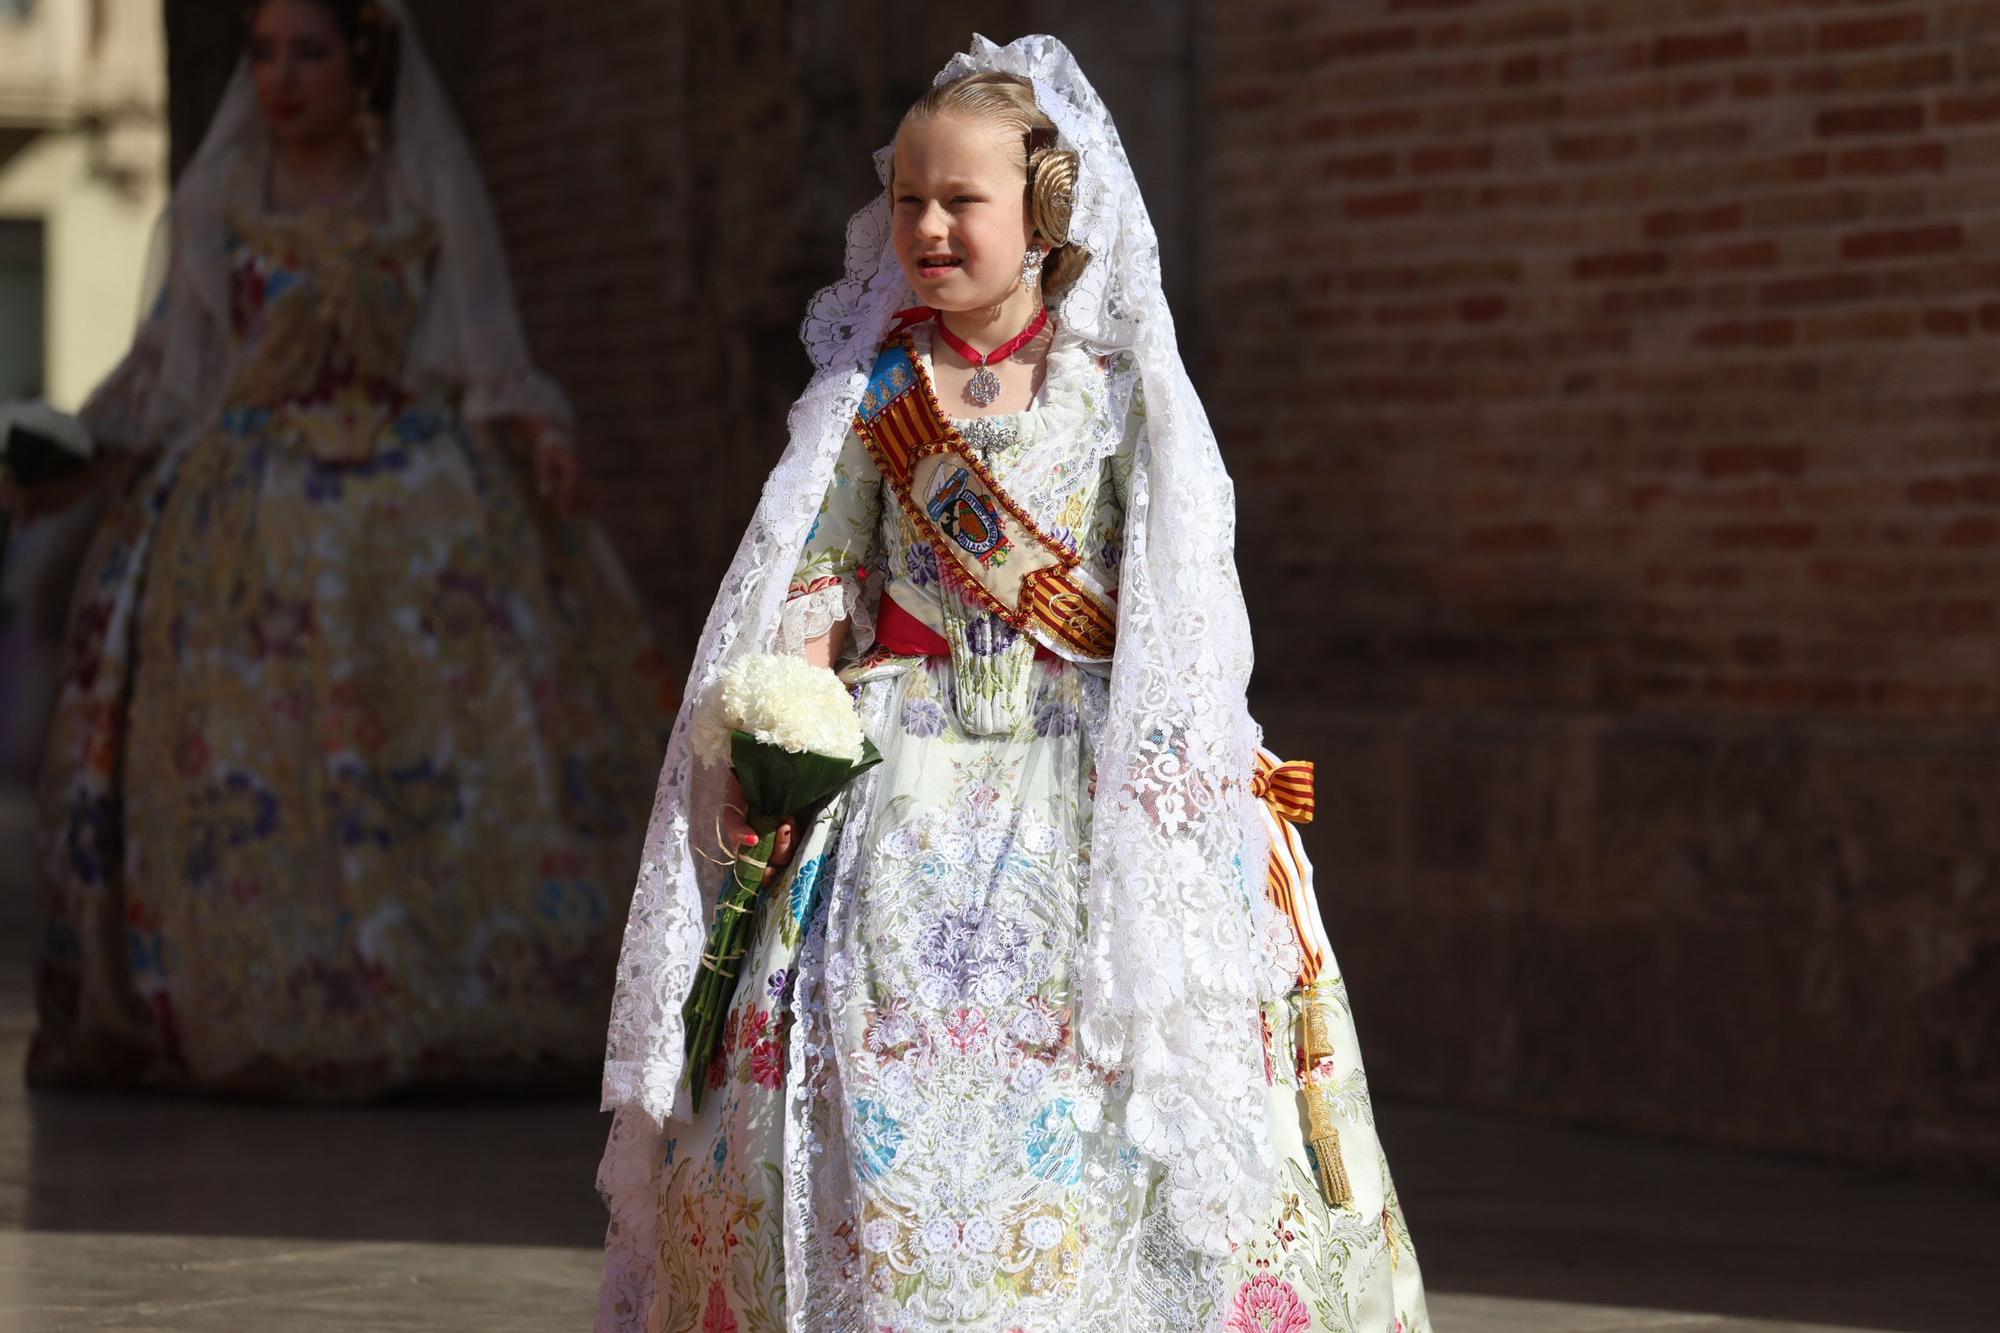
[430,0,706,650]
[1206,1,2000,1173]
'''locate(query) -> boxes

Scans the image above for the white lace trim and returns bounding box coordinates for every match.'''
[775,579,854,657]
[460,367,575,426]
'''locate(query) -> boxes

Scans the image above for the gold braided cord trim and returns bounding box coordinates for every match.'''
[1300,998,1337,1067]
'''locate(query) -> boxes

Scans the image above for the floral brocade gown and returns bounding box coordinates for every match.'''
[631,329,1431,1332]
[30,199,673,1098]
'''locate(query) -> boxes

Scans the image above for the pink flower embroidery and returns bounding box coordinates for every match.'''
[1224,1274,1312,1333]
[700,1279,738,1333]
[749,1038,784,1089]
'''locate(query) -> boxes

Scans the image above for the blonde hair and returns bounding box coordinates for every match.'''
[903,71,1089,304]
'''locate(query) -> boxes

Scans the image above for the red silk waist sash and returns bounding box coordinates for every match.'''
[874,594,1059,663]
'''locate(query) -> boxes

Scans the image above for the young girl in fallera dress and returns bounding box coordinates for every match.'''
[596,35,1432,1332]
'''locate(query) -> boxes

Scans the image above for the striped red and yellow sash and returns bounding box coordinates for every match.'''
[853,334,1117,661]
[1255,749,1326,986]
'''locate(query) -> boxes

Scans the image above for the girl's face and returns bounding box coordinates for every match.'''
[248,0,360,150]
[892,113,1036,313]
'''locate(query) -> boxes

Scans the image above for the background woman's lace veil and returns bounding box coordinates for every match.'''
[84,0,567,457]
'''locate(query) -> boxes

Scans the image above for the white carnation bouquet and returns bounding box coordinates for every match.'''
[682,653,880,1108]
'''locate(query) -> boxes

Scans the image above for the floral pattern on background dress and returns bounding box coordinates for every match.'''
[30,198,672,1098]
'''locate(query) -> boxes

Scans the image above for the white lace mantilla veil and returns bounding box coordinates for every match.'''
[598,29,1297,1303]
[82,0,568,458]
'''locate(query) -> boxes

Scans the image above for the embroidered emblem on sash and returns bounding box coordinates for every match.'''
[924,466,1008,563]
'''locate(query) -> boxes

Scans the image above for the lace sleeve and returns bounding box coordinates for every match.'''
[460,367,575,429]
[777,426,882,653]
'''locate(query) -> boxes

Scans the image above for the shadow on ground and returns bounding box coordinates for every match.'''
[1391,1105,1994,1333]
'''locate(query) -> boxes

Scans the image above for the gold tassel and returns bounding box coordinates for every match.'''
[1300,997,1336,1066]
[1298,995,1354,1209]
[1303,1081,1355,1208]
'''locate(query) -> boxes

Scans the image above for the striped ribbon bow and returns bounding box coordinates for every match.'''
[1252,752,1316,825]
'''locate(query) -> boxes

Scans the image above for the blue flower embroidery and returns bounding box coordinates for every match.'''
[853,1098,904,1180]
[788,856,823,927]
[1024,1098,1083,1185]
[220,406,272,439]
[126,928,168,980]
[302,462,346,504]
[65,793,121,888]
[535,879,607,925]
[392,406,445,446]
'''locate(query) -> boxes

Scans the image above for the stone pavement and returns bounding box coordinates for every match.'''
[0,790,1991,1331]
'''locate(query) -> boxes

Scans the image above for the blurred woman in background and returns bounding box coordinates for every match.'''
[11,0,670,1098]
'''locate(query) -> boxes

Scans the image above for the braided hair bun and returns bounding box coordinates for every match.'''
[905,72,1092,304]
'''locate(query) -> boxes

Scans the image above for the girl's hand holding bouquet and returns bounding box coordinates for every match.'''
[682,653,881,1110]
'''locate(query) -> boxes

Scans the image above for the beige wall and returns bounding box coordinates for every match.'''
[0,0,168,410]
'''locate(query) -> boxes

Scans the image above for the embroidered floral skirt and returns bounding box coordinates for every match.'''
[30,411,673,1098]
[602,656,1431,1332]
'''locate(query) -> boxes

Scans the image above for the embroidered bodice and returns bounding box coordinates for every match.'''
[786,324,1138,735]
[220,202,440,463]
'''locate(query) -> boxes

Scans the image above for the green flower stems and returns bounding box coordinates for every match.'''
[680,725,881,1114]
[682,809,780,1114]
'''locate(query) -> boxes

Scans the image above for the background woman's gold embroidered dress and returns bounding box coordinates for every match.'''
[29,181,671,1099]
[633,329,1430,1332]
